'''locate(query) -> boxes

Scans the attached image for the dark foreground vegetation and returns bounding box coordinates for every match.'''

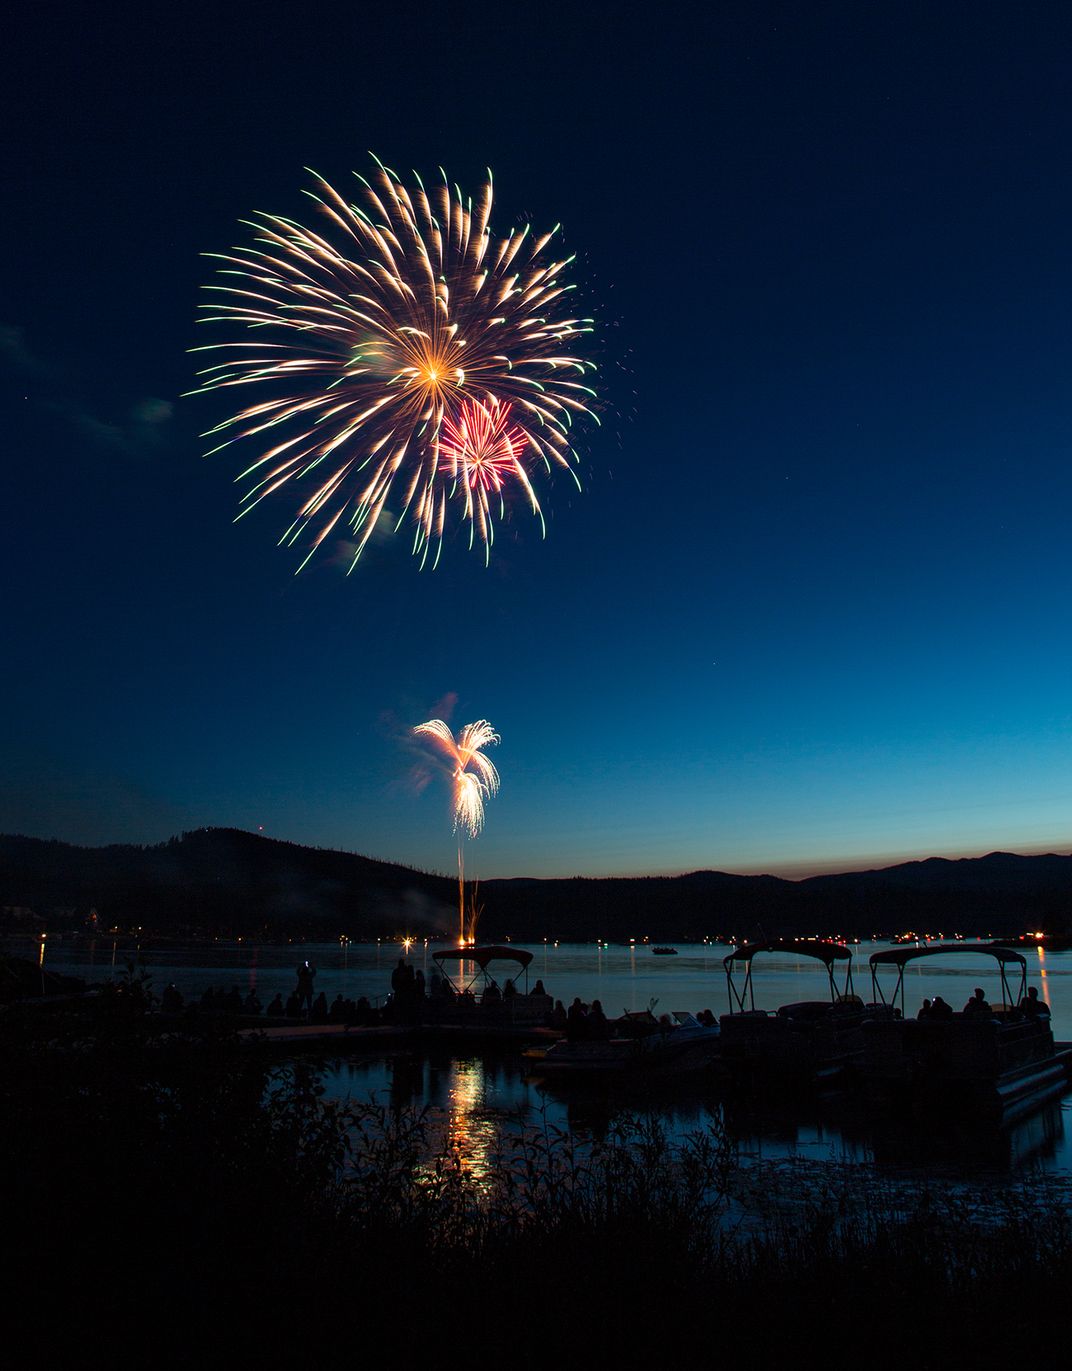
[4,970,1072,1365]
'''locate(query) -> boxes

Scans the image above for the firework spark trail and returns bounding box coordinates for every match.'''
[192,157,598,571]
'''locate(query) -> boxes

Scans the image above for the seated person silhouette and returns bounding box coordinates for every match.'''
[1019,986,1050,1018]
[962,987,992,1015]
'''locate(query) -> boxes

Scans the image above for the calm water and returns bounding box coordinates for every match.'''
[34,936,1072,1027]
[30,935,1072,1181]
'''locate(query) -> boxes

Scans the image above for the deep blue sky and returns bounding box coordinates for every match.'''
[3,2,1070,879]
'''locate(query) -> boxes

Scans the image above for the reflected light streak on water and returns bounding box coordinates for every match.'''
[444,1059,500,1187]
[1038,946,1051,1009]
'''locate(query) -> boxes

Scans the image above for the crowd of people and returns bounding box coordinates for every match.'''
[916,986,1051,1020]
[161,964,1053,1034]
[386,956,561,1024]
[561,997,719,1040]
[158,965,379,1026]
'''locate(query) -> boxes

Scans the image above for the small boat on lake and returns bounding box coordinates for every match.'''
[719,940,876,1087]
[652,946,678,955]
[862,943,1072,1122]
[525,1010,720,1078]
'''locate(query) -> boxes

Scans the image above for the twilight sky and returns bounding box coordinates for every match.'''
[3,2,1070,879]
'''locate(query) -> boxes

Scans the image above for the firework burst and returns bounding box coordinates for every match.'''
[414,717,500,943]
[439,397,537,553]
[414,717,500,838]
[193,156,598,571]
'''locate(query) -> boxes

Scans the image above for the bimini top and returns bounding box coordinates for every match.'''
[869,943,1026,970]
[869,942,1027,1013]
[723,940,855,1013]
[723,939,853,969]
[432,945,534,970]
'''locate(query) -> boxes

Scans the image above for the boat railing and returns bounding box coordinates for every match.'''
[420,987,554,1028]
[863,1008,1056,1082]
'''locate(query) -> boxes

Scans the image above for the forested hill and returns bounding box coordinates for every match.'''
[490,851,1072,941]
[0,829,456,938]
[0,829,1069,941]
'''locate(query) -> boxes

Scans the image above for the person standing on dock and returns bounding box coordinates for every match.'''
[295,961,316,1016]
[566,997,588,1041]
[588,1000,609,1040]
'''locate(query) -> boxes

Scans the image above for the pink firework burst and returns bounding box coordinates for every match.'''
[439,398,542,556]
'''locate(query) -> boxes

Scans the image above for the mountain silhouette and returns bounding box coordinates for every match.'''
[1,829,1068,941]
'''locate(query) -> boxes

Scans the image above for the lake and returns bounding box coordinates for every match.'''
[33,935,1072,1181]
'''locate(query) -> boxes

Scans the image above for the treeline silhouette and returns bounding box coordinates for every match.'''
[1,828,1069,940]
[0,828,457,938]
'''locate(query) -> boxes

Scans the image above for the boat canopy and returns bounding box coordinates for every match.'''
[432,946,533,970]
[868,943,1027,1013]
[723,940,855,1014]
[723,939,853,967]
[431,945,533,995]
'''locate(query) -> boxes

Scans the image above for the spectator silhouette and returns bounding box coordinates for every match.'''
[295,962,316,1015]
[963,988,991,1015]
[566,997,587,1041]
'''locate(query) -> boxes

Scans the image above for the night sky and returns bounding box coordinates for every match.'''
[4,2,1070,880]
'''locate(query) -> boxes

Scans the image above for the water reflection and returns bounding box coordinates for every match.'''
[443,1059,500,1184]
[721,1089,1069,1176]
[866,1098,1067,1173]
[328,1051,546,1184]
[28,935,1072,1181]
[319,1050,1072,1183]
[1037,945,1052,1010]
